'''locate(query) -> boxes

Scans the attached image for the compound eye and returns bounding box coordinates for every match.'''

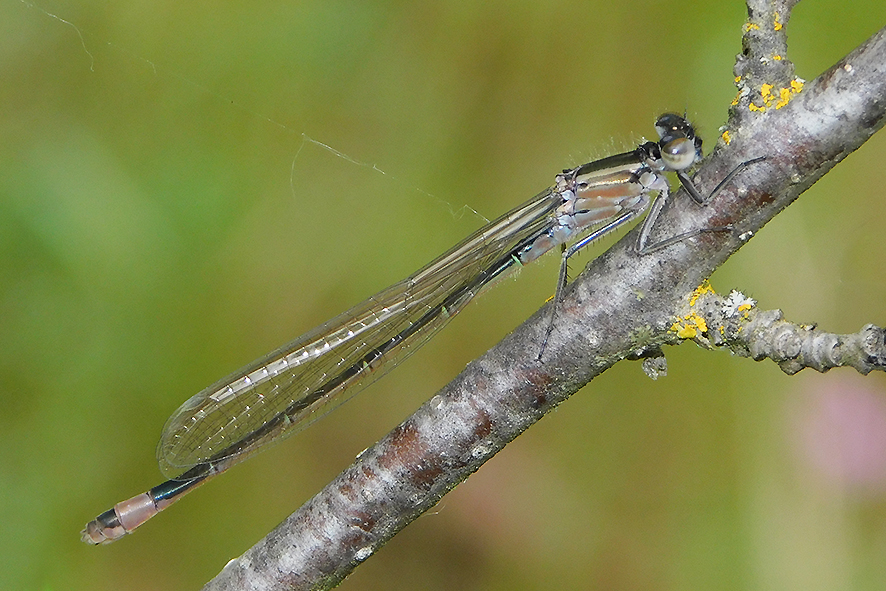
[655,113,685,138]
[660,137,698,171]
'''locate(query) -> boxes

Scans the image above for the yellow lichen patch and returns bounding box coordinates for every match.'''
[743,22,760,32]
[688,281,715,307]
[675,324,697,339]
[689,313,708,334]
[737,302,754,320]
[749,79,804,112]
[775,87,793,108]
[773,12,783,31]
[671,313,708,339]
[722,130,732,145]
[672,282,715,339]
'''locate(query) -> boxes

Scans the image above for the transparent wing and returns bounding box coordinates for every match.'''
[157,187,562,478]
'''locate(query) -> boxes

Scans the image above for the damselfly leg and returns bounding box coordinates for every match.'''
[634,155,767,255]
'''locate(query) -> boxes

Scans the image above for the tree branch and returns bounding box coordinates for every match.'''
[668,285,886,376]
[203,10,886,591]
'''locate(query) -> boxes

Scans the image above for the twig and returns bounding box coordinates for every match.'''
[669,285,886,376]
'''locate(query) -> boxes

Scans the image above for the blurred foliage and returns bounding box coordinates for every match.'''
[1,1,885,590]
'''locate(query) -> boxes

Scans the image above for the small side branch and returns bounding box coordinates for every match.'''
[674,287,886,376]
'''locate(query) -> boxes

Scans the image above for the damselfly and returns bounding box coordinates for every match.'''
[82,114,756,544]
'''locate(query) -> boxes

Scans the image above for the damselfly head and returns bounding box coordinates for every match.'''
[655,113,703,172]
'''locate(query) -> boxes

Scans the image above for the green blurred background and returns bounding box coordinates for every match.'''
[2,1,885,589]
